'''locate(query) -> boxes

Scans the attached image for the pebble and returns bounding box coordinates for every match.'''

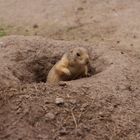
[55,97,64,105]
[82,103,89,108]
[45,112,55,121]
[69,99,77,104]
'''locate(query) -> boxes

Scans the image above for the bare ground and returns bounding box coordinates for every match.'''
[0,0,140,140]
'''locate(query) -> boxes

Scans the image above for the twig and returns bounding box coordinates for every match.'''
[71,108,78,129]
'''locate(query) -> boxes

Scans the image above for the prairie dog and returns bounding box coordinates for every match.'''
[47,47,90,83]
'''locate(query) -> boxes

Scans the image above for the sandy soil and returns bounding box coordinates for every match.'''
[0,0,140,140]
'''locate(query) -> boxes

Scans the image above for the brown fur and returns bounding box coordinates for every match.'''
[47,47,90,83]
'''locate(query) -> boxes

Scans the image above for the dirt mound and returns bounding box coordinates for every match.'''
[0,35,107,88]
[0,36,140,140]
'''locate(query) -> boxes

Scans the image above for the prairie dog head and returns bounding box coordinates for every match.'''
[67,47,90,66]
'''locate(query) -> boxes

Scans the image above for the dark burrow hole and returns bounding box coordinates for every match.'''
[27,55,109,83]
[27,56,61,83]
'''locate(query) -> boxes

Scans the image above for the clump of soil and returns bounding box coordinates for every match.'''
[0,36,140,140]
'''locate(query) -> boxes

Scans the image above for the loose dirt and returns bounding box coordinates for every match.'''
[0,36,140,140]
[0,0,140,140]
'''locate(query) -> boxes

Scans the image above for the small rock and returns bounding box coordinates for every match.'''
[55,98,64,105]
[69,99,77,104]
[99,111,104,116]
[45,112,55,121]
[82,103,89,108]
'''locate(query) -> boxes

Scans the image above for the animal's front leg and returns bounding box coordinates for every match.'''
[85,65,91,77]
[61,67,71,76]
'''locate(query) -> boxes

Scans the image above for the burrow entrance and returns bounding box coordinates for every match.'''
[26,54,110,83]
[0,39,111,87]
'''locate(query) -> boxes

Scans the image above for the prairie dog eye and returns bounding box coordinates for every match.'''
[76,52,80,57]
